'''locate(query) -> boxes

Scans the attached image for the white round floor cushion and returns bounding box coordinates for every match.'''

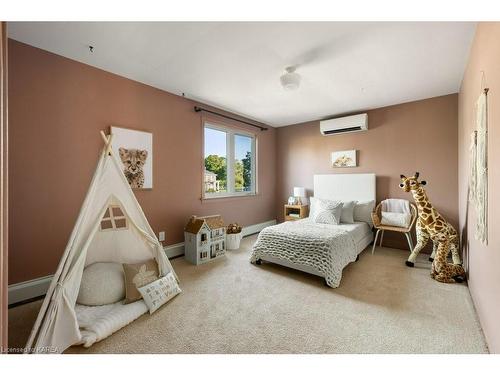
[77,262,126,306]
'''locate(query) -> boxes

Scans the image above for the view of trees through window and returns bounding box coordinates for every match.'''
[234,134,252,192]
[204,125,254,196]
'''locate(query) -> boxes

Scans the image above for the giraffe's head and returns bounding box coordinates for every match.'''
[399,172,427,192]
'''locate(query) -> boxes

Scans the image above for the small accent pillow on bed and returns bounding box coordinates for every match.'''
[122,259,159,304]
[310,197,343,225]
[381,211,411,228]
[77,262,125,306]
[138,272,181,314]
[340,200,357,224]
[353,200,376,227]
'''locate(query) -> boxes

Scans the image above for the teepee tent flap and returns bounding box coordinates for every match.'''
[26,132,177,353]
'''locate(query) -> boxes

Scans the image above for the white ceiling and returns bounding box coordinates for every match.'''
[8,22,476,127]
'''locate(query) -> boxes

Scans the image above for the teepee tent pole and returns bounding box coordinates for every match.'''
[25,147,108,351]
[100,130,114,156]
[26,131,113,351]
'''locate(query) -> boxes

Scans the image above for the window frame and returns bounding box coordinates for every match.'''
[202,121,257,199]
[100,205,128,232]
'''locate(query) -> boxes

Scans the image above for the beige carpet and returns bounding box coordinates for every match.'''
[9,235,488,353]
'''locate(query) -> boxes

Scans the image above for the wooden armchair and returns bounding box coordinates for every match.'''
[371,202,418,254]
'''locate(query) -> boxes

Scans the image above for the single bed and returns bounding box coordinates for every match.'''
[250,173,376,287]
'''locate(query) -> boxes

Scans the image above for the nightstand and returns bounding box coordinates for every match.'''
[284,204,309,221]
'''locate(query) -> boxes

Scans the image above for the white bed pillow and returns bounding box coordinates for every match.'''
[340,200,357,224]
[381,211,411,228]
[138,272,181,314]
[353,200,376,227]
[309,197,343,225]
[77,262,125,306]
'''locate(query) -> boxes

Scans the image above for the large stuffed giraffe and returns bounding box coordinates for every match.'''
[400,172,466,283]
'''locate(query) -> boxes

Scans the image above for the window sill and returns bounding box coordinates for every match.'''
[201,193,259,202]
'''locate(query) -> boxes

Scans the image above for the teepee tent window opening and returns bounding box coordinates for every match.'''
[100,205,128,231]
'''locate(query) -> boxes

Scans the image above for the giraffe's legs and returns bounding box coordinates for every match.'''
[433,273,458,283]
[430,259,437,279]
[406,224,429,267]
[429,241,437,262]
[430,236,461,264]
[450,236,462,265]
[432,239,466,283]
[430,260,461,283]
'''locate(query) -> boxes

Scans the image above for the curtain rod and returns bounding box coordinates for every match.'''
[194,106,268,131]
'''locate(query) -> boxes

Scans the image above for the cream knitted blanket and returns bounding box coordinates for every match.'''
[250,219,357,287]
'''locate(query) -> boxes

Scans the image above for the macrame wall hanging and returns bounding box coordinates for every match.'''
[469,72,488,245]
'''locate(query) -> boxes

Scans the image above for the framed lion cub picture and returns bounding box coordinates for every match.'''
[110,126,153,189]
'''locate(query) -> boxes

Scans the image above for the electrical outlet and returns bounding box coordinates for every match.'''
[159,231,165,242]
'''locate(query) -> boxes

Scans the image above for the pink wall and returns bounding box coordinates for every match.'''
[7,37,466,301]
[458,22,500,353]
[8,40,276,284]
[276,95,459,250]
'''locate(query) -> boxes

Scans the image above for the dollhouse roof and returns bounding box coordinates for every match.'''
[185,217,206,234]
[184,215,225,234]
[204,215,225,230]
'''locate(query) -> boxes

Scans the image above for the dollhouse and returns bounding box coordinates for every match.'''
[184,215,226,265]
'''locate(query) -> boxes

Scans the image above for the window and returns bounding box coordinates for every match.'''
[204,122,256,198]
[100,205,128,231]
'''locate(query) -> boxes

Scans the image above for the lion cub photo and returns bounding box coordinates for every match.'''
[119,147,148,188]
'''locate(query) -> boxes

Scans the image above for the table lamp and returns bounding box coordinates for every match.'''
[293,187,306,205]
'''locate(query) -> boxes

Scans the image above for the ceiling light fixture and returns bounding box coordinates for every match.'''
[280,66,301,90]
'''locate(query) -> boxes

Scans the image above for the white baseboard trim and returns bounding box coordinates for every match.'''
[162,219,276,258]
[8,275,53,306]
[8,219,277,305]
[164,242,184,258]
[242,219,276,237]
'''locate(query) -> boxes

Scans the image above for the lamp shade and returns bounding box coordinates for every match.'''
[293,187,306,197]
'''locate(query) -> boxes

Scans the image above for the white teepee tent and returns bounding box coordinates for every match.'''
[25,131,178,353]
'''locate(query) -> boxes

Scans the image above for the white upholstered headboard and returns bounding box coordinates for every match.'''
[313,173,376,202]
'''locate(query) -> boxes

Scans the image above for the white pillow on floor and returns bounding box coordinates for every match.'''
[77,262,125,306]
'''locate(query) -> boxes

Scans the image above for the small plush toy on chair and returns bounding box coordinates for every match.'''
[399,172,465,283]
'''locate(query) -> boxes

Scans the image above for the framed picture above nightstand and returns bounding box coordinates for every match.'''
[284,204,309,221]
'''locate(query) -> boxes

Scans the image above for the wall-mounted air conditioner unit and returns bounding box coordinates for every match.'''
[320,113,368,135]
